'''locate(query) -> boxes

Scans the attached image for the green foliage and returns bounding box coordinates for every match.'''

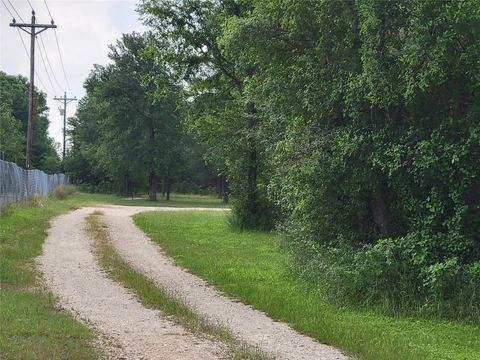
[134,210,480,360]
[0,71,60,171]
[140,0,275,228]
[139,0,480,321]
[66,33,187,198]
[0,103,23,163]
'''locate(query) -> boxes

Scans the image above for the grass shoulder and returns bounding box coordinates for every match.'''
[0,190,112,359]
[133,211,480,360]
[0,190,226,359]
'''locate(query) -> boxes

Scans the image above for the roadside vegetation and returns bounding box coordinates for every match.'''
[0,191,226,359]
[62,0,480,325]
[86,211,267,360]
[0,191,100,359]
[2,0,478,357]
[134,211,480,360]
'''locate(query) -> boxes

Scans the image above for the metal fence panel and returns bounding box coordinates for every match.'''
[0,160,69,205]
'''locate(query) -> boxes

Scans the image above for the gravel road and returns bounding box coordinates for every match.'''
[38,205,349,360]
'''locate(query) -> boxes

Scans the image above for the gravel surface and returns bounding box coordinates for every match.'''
[38,207,228,360]
[38,204,350,359]
[104,205,349,360]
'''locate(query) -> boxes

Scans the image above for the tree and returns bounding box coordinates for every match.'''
[0,71,60,172]
[66,33,184,200]
[140,0,274,228]
[0,103,23,163]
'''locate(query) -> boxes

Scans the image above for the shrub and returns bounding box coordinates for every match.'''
[50,185,77,200]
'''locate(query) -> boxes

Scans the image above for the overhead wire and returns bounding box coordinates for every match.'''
[43,0,53,21]
[16,28,54,97]
[26,0,33,12]
[53,29,74,95]
[42,0,75,96]
[38,34,64,93]
[5,0,24,22]
[1,0,15,19]
[36,36,59,95]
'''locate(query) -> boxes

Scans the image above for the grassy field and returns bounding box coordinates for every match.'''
[88,192,229,208]
[133,211,480,360]
[0,191,226,359]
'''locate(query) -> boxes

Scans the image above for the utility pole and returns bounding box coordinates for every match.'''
[54,92,76,159]
[10,11,56,169]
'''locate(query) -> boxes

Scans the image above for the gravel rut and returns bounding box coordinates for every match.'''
[38,205,349,360]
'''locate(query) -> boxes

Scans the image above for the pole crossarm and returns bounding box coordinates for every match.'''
[10,22,56,30]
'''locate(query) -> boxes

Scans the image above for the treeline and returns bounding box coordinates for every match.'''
[69,0,479,322]
[64,34,217,198]
[0,71,61,172]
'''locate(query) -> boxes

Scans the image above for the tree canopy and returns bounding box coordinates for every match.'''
[67,0,480,322]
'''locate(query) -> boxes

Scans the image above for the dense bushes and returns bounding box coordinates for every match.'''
[134,0,480,321]
[253,0,480,322]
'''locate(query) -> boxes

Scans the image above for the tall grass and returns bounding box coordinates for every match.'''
[134,211,480,360]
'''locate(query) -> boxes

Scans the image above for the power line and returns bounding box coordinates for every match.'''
[36,36,58,95]
[15,28,52,97]
[26,0,33,11]
[53,29,74,95]
[1,0,14,19]
[5,0,24,22]
[38,34,64,93]
[43,0,53,21]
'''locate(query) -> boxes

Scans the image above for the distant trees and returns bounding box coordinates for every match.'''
[0,71,61,172]
[65,33,204,200]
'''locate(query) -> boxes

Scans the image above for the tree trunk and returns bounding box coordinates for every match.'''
[161,179,166,197]
[217,176,222,199]
[123,174,129,197]
[222,176,229,203]
[166,179,171,201]
[148,170,157,201]
[371,184,389,235]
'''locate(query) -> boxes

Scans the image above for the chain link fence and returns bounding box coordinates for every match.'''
[0,160,69,205]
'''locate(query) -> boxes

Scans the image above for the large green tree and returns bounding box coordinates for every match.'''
[140,0,274,228]
[66,33,185,200]
[138,0,480,320]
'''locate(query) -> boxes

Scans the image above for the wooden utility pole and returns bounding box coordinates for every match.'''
[10,11,56,169]
[54,92,76,159]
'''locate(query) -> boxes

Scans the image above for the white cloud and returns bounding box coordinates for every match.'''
[1,0,145,151]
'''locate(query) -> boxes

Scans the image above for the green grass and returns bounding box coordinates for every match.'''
[133,211,480,360]
[91,192,229,208]
[0,191,226,359]
[86,211,268,360]
[0,192,113,359]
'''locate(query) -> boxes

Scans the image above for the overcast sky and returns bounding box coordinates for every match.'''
[1,0,145,150]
